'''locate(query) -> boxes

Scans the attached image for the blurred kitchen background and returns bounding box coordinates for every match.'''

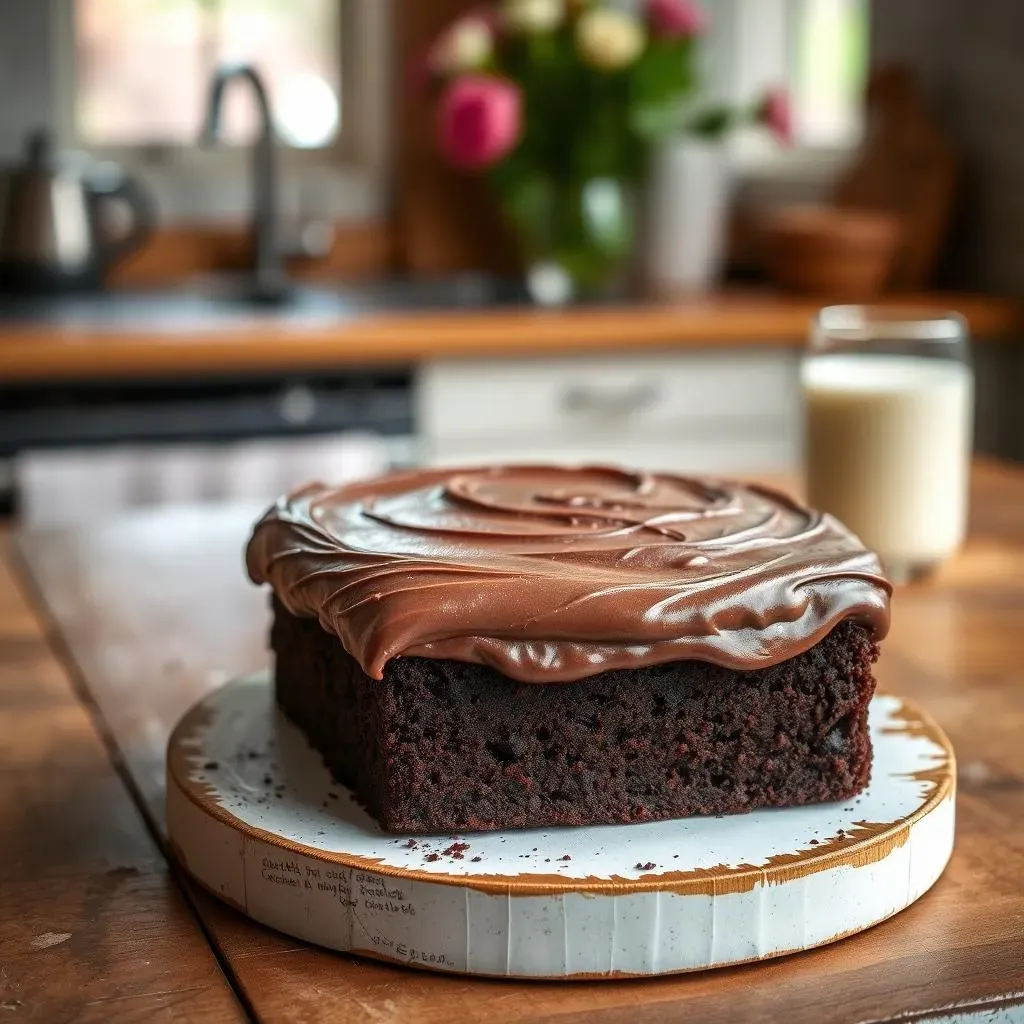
[0,0,1021,526]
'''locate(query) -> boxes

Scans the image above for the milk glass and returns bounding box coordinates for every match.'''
[802,306,974,584]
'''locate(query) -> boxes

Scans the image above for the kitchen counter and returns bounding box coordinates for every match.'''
[0,286,1018,382]
[5,458,1024,1021]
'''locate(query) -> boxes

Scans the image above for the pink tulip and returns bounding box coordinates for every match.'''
[436,75,522,171]
[646,0,706,39]
[758,86,794,146]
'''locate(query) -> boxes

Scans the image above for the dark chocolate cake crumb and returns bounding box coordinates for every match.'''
[635,861,656,871]
[471,856,482,862]
[270,600,877,834]
[403,839,418,849]
[424,853,440,862]
[442,842,470,859]
[559,855,571,862]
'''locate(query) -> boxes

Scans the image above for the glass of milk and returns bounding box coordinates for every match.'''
[802,306,974,584]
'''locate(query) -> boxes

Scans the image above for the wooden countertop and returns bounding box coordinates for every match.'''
[0,290,1018,382]
[4,458,1024,1022]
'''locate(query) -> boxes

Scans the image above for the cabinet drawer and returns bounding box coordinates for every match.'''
[418,351,799,443]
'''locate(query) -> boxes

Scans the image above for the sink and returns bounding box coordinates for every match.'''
[0,274,533,331]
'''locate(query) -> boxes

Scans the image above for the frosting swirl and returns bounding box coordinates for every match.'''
[246,465,891,682]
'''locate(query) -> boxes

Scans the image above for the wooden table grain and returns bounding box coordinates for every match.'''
[0,540,246,1023]
[6,460,1024,1023]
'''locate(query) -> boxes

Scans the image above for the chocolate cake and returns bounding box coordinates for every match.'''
[246,465,891,834]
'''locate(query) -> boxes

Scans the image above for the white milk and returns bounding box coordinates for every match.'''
[802,354,973,573]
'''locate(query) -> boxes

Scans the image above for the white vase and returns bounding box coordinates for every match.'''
[644,138,732,296]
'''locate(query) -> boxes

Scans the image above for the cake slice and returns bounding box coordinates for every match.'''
[247,465,891,834]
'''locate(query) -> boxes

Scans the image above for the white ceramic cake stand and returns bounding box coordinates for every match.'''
[166,672,955,979]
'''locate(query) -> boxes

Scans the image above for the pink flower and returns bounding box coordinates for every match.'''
[646,0,706,39]
[758,86,793,146]
[436,75,522,171]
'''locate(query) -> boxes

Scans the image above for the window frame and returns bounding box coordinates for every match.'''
[54,0,390,223]
[702,0,865,176]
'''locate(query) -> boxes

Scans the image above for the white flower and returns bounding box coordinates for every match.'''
[576,8,645,70]
[431,17,494,75]
[502,0,564,33]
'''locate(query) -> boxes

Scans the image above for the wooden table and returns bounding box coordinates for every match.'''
[3,460,1024,1023]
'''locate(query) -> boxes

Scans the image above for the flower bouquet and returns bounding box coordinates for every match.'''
[421,0,791,303]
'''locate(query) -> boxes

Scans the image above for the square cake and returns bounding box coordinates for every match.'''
[246,465,891,834]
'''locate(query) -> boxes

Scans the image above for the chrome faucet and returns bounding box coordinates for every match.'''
[201,63,289,303]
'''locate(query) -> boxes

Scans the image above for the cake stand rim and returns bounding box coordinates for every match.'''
[166,670,956,899]
[165,855,952,982]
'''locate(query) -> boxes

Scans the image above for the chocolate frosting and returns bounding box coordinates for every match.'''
[246,465,891,683]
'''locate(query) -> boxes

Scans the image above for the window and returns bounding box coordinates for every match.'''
[704,0,869,153]
[792,0,869,148]
[73,0,343,149]
[46,0,388,222]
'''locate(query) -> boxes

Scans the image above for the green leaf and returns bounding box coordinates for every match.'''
[686,104,737,139]
[630,38,697,106]
[627,38,698,144]
[493,169,557,257]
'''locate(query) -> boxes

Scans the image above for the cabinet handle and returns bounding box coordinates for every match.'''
[560,381,661,417]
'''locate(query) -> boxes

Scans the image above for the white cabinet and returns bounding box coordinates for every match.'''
[418,349,801,474]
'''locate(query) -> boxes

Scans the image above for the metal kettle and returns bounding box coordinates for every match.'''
[0,130,155,293]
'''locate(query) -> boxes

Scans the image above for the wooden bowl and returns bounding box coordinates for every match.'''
[761,205,902,299]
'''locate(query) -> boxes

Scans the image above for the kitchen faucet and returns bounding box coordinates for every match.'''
[201,63,289,304]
